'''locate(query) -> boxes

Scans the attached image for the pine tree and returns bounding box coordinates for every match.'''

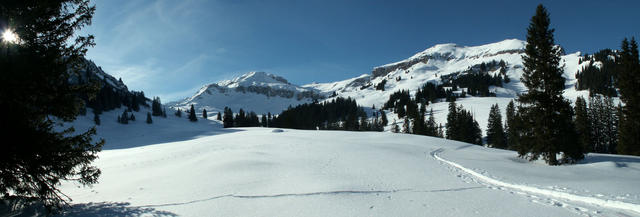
[425,109,438,137]
[486,104,507,149]
[189,104,197,122]
[517,4,582,165]
[617,37,640,155]
[217,112,222,121]
[0,2,103,209]
[119,110,129,124]
[574,96,592,152]
[175,108,182,117]
[223,107,234,128]
[505,100,518,150]
[446,101,458,139]
[151,97,163,116]
[380,109,388,126]
[402,117,411,134]
[202,108,208,119]
[146,112,153,124]
[261,114,267,127]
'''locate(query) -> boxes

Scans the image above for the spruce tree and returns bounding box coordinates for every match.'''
[617,37,640,155]
[0,0,105,209]
[223,107,234,128]
[517,4,582,164]
[146,112,153,124]
[425,109,438,137]
[202,108,208,119]
[402,117,411,134]
[574,96,592,152]
[446,101,458,139]
[175,108,182,117]
[188,104,197,122]
[380,110,388,126]
[120,110,129,124]
[217,112,222,121]
[487,104,507,149]
[505,100,518,150]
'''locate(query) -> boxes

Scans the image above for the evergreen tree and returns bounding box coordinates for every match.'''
[589,95,619,153]
[223,107,234,128]
[617,37,640,155]
[217,112,222,121]
[380,110,388,126]
[261,114,267,127]
[151,97,163,116]
[486,104,507,149]
[188,104,197,122]
[402,117,411,134]
[0,1,103,210]
[129,113,135,121]
[146,112,153,124]
[175,108,182,117]
[517,4,582,164]
[119,110,129,124]
[574,96,592,152]
[425,109,438,137]
[437,123,444,138]
[505,100,518,150]
[202,108,208,119]
[446,101,458,139]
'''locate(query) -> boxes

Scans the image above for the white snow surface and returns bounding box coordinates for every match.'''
[44,109,640,217]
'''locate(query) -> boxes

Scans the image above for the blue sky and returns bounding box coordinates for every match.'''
[81,0,640,101]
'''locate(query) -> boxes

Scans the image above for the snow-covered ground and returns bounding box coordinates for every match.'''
[40,110,640,217]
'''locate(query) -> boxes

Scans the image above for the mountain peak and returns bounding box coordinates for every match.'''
[219,71,290,88]
[373,39,526,78]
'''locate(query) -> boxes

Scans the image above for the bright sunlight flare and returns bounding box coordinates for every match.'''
[2,28,19,44]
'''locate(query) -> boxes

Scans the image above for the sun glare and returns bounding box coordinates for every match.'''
[2,28,19,44]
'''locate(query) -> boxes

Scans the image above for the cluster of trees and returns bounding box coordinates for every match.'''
[445,101,482,145]
[575,49,619,97]
[574,96,619,154]
[85,85,148,115]
[442,60,506,97]
[270,97,385,131]
[222,107,262,127]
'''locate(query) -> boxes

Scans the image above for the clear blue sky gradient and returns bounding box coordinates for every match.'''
[81,0,640,101]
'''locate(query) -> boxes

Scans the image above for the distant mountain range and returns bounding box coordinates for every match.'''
[168,39,589,114]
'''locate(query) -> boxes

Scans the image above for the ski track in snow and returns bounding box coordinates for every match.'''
[135,187,484,208]
[430,148,640,216]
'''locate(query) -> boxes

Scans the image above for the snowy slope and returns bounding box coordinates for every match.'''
[305,39,591,135]
[48,118,640,217]
[169,72,322,114]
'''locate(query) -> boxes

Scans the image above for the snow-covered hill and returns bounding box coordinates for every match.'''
[170,39,591,131]
[45,115,640,217]
[307,39,588,134]
[169,71,322,114]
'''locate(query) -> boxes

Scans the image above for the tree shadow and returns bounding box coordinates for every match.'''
[579,153,640,166]
[100,127,244,150]
[55,202,177,217]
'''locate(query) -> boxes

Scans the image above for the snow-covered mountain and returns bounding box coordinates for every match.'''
[172,39,590,128]
[306,39,585,107]
[169,71,322,114]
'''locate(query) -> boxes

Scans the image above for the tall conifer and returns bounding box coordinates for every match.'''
[517,4,582,164]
